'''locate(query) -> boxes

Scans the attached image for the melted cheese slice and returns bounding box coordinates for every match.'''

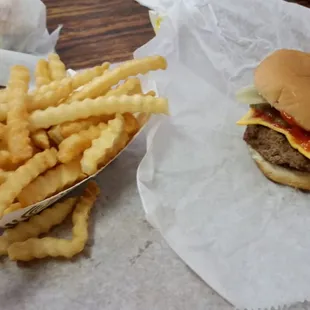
[237,109,310,160]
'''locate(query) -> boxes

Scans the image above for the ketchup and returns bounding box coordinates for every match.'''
[280,111,299,127]
[253,108,310,152]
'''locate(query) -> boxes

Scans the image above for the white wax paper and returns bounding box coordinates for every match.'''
[134,0,310,308]
[0,0,61,86]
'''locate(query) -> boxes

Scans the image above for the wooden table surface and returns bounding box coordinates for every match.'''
[43,0,310,70]
[43,0,154,70]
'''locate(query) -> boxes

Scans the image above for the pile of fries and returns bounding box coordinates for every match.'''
[0,181,99,261]
[0,53,168,261]
[0,53,168,217]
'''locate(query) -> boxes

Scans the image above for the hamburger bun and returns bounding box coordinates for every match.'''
[248,146,310,191]
[254,49,310,131]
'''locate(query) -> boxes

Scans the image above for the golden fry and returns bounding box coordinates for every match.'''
[123,112,140,136]
[18,158,85,207]
[68,56,167,102]
[35,59,52,88]
[71,62,110,90]
[3,203,22,215]
[7,66,32,163]
[47,125,64,144]
[5,197,77,244]
[48,53,67,81]
[29,95,169,131]
[0,169,12,185]
[58,123,107,163]
[0,104,8,122]
[7,65,30,94]
[0,123,6,140]
[28,78,73,112]
[145,90,156,96]
[71,181,99,246]
[81,116,125,175]
[0,150,14,170]
[0,148,58,216]
[7,103,33,163]
[105,78,141,97]
[0,196,74,254]
[0,89,8,104]
[48,115,113,145]
[58,115,113,138]
[8,182,99,261]
[31,130,50,149]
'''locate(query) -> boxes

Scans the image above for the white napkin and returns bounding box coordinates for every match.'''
[0,0,61,85]
[134,0,310,308]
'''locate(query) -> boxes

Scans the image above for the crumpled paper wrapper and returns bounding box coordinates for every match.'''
[134,0,310,308]
[0,0,61,85]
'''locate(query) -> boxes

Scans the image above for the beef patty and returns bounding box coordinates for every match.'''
[243,125,310,172]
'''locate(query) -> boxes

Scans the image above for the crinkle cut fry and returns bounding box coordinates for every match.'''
[3,202,21,215]
[8,181,100,261]
[0,197,77,255]
[29,95,169,131]
[81,116,125,175]
[0,169,12,185]
[0,150,19,171]
[7,65,33,163]
[35,59,52,88]
[48,53,67,81]
[58,122,107,163]
[31,130,50,149]
[68,55,167,102]
[28,78,73,112]
[71,62,110,90]
[104,78,141,97]
[0,122,6,140]
[17,158,85,207]
[0,89,8,104]
[48,115,114,145]
[0,148,58,217]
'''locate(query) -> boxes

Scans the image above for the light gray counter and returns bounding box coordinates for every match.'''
[0,137,231,310]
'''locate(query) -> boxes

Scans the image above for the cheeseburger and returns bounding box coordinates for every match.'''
[236,49,310,190]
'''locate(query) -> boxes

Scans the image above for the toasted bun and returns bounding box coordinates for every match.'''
[254,49,310,131]
[248,146,310,191]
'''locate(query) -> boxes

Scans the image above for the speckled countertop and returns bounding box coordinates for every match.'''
[0,136,231,310]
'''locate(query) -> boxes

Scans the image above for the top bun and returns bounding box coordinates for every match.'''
[254,49,310,131]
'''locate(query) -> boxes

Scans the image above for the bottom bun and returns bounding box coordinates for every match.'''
[248,146,310,191]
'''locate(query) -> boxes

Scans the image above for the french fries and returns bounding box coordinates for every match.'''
[81,115,125,175]
[0,89,8,104]
[29,95,168,131]
[0,104,8,122]
[123,112,140,136]
[0,169,12,185]
[18,158,85,207]
[7,66,33,163]
[35,59,52,88]
[48,53,67,81]
[0,122,6,140]
[68,55,166,102]
[0,53,169,263]
[8,182,99,261]
[58,123,107,163]
[0,148,57,216]
[31,130,50,149]
[28,78,73,112]
[71,62,110,90]
[48,115,113,145]
[105,77,141,97]
[3,203,22,215]
[0,197,77,256]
